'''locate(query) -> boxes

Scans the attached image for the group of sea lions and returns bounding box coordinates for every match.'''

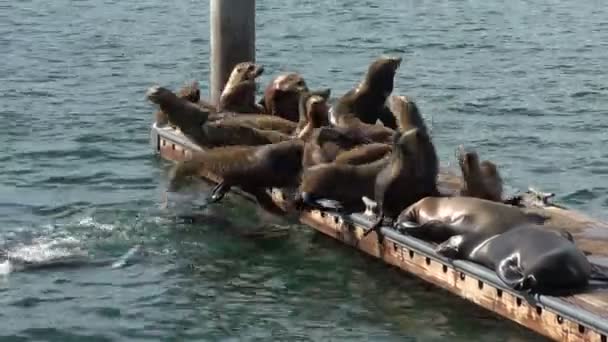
[146,56,597,295]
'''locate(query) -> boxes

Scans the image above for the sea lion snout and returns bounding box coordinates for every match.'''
[252,64,265,78]
[146,85,172,104]
[382,56,402,70]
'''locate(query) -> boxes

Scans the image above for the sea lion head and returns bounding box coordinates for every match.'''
[389,95,426,132]
[146,85,177,105]
[363,56,402,95]
[456,145,480,177]
[299,90,331,126]
[225,62,264,89]
[480,160,498,178]
[272,73,308,93]
[177,80,201,103]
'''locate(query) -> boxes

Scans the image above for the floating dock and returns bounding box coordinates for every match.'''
[150,123,608,342]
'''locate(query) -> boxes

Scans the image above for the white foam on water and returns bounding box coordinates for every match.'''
[77,216,116,231]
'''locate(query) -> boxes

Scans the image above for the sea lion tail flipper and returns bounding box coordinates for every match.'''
[497,253,536,291]
[589,264,608,283]
[209,182,231,203]
[396,220,452,241]
[363,214,384,239]
[294,192,343,211]
[435,235,465,259]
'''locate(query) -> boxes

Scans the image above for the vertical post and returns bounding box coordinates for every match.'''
[210,0,256,105]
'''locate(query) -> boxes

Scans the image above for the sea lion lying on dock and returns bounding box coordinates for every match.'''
[302,126,372,168]
[217,61,265,113]
[259,73,310,122]
[457,146,504,203]
[436,225,591,294]
[295,156,389,212]
[331,56,402,129]
[147,86,290,147]
[168,140,304,215]
[395,196,548,243]
[364,127,439,241]
[154,80,201,128]
[333,143,392,165]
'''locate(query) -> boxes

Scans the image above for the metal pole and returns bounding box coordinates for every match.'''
[210,0,256,105]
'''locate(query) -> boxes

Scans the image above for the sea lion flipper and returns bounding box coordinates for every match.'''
[435,235,465,259]
[497,253,535,291]
[209,182,231,203]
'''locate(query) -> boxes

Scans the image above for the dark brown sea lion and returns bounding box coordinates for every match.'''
[212,114,298,135]
[259,73,309,122]
[364,127,439,241]
[436,225,591,294]
[146,86,290,148]
[217,62,265,113]
[301,126,371,168]
[333,143,392,165]
[395,196,547,243]
[331,56,402,129]
[457,146,504,202]
[332,113,395,144]
[388,95,428,133]
[295,157,389,212]
[154,81,201,127]
[294,90,332,140]
[168,140,304,215]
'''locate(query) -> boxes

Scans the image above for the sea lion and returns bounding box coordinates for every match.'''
[212,114,298,135]
[333,143,392,165]
[294,90,332,140]
[154,80,201,127]
[331,56,402,129]
[364,127,440,241]
[147,86,290,147]
[332,113,395,144]
[259,73,310,122]
[395,196,548,243]
[302,126,372,168]
[457,146,504,202]
[436,225,591,294]
[218,62,265,113]
[168,140,304,215]
[295,157,390,212]
[388,95,428,133]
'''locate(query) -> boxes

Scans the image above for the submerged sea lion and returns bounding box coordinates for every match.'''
[154,80,201,127]
[295,157,389,212]
[331,56,402,129]
[217,61,265,113]
[365,127,440,240]
[457,146,504,202]
[147,86,290,147]
[168,140,304,215]
[259,73,310,122]
[436,225,591,294]
[395,196,547,243]
[333,143,392,165]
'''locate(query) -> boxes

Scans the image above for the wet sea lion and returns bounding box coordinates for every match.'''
[147,86,290,147]
[331,56,402,129]
[302,126,371,168]
[218,61,265,113]
[388,95,428,133]
[332,113,395,144]
[168,140,304,215]
[436,225,591,294]
[295,156,389,212]
[154,80,201,127]
[213,114,298,135]
[395,196,548,243]
[333,143,392,165]
[259,73,310,122]
[365,128,440,240]
[457,146,504,202]
[294,90,332,140]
